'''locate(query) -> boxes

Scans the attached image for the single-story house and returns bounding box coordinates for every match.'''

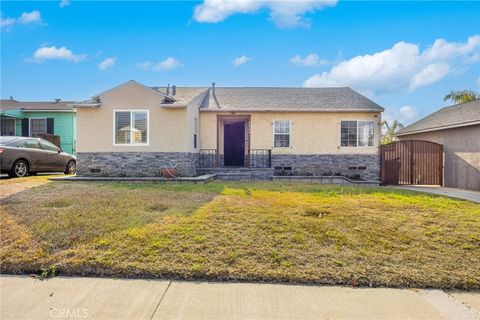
[0,99,77,154]
[396,99,480,191]
[72,80,384,180]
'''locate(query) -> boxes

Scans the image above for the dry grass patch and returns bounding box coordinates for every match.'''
[1,181,479,289]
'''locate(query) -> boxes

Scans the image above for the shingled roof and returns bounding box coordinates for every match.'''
[152,87,208,105]
[200,87,384,112]
[396,99,480,136]
[0,99,75,111]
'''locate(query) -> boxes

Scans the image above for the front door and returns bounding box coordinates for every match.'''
[224,122,245,166]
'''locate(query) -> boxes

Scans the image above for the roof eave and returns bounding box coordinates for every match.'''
[21,109,75,112]
[160,104,188,109]
[71,104,101,108]
[396,120,480,136]
[200,108,383,113]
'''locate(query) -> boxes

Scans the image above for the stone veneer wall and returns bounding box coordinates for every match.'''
[271,154,380,181]
[76,152,198,177]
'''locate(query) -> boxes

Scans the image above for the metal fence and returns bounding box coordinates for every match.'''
[199,149,271,168]
[381,140,443,185]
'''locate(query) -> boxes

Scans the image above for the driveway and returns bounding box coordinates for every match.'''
[394,186,480,203]
[1,276,479,320]
[0,174,60,198]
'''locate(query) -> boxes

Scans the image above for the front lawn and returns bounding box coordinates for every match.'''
[1,181,479,289]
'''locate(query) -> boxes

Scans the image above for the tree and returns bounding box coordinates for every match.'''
[443,90,480,104]
[382,120,404,144]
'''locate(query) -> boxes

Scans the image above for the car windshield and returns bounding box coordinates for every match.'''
[0,136,21,146]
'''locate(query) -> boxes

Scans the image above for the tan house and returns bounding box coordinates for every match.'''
[73,80,384,180]
[396,99,480,191]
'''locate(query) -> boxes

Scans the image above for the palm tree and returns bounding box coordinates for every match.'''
[443,90,480,104]
[382,120,404,144]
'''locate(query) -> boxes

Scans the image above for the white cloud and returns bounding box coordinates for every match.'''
[409,63,450,90]
[137,57,181,72]
[59,0,70,8]
[31,46,87,63]
[0,17,15,30]
[1,10,43,31]
[193,0,338,28]
[233,55,250,66]
[303,35,480,95]
[98,57,116,71]
[18,10,42,25]
[290,53,329,66]
[383,105,418,126]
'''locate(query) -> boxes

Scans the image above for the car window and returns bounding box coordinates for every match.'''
[22,139,42,150]
[40,140,59,152]
[0,136,19,146]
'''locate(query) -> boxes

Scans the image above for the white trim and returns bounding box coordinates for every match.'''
[113,109,150,146]
[29,117,48,137]
[339,120,375,148]
[272,119,292,148]
[396,120,480,136]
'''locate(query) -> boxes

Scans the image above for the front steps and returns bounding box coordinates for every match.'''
[197,167,274,180]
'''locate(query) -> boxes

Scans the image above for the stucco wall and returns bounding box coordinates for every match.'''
[76,81,191,153]
[199,111,382,154]
[397,125,480,191]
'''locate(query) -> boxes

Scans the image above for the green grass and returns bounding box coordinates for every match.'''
[1,181,479,289]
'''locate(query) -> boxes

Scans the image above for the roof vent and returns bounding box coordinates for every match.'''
[166,84,170,95]
[172,85,176,96]
[212,82,216,96]
[54,98,61,103]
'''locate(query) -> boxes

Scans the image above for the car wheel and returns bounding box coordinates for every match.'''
[10,160,29,178]
[65,160,76,175]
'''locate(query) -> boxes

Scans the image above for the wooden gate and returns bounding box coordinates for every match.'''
[381,140,443,185]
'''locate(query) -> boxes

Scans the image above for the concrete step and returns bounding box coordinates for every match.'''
[198,167,274,180]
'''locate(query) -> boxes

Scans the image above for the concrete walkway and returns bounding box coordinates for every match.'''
[1,276,479,320]
[394,186,480,203]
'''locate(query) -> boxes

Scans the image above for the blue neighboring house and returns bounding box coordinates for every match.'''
[0,98,77,154]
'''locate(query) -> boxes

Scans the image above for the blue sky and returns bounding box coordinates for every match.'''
[1,1,479,124]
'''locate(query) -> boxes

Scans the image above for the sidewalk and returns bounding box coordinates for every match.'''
[1,276,479,320]
[392,186,480,203]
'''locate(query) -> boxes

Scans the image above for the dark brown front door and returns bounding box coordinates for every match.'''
[224,122,245,166]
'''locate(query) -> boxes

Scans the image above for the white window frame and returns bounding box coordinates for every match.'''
[194,117,198,134]
[113,109,149,146]
[29,118,47,137]
[193,117,198,149]
[340,120,375,147]
[1,117,16,136]
[272,120,292,148]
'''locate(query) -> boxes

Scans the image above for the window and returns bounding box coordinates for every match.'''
[358,121,375,146]
[30,118,47,137]
[40,140,59,152]
[340,120,374,147]
[114,111,148,145]
[273,120,290,147]
[193,117,198,149]
[0,117,15,136]
[21,139,42,150]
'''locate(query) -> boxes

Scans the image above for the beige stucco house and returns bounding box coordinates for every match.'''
[73,80,384,180]
[396,99,480,191]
